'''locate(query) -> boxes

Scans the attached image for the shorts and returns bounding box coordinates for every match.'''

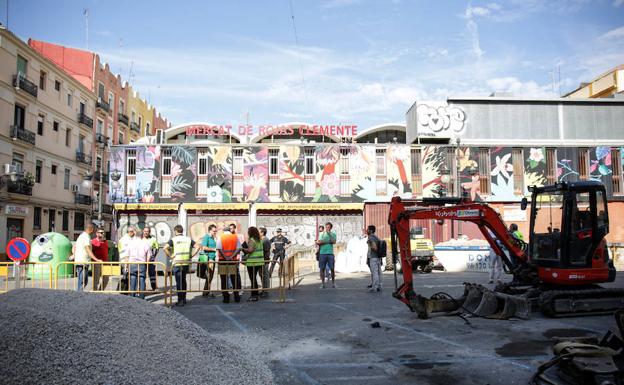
[218,261,239,275]
[319,254,335,272]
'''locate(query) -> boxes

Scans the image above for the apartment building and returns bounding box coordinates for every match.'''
[0,26,98,252]
[127,86,154,140]
[565,64,624,98]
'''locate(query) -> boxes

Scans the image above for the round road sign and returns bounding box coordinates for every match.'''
[6,237,30,262]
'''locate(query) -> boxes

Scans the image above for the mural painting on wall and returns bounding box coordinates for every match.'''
[350,146,376,201]
[421,146,447,198]
[109,147,126,203]
[488,147,516,201]
[167,146,197,201]
[313,146,341,202]
[589,147,612,183]
[116,214,178,246]
[386,145,412,198]
[203,146,233,203]
[457,147,481,201]
[556,147,579,183]
[524,147,547,190]
[243,147,268,202]
[187,216,248,244]
[136,147,159,203]
[279,145,305,203]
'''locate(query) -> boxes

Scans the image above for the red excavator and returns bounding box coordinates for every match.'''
[388,180,623,319]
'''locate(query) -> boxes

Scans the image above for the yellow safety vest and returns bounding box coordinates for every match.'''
[171,235,192,265]
[245,238,265,267]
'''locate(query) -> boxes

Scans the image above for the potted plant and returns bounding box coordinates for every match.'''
[24,172,35,187]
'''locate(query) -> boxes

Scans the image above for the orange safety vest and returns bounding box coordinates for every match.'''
[220,233,239,261]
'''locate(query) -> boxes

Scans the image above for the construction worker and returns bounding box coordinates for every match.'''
[216,226,242,303]
[164,225,199,306]
[509,223,524,241]
[242,226,264,301]
[141,227,160,291]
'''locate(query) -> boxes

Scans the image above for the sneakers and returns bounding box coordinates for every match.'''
[320,283,326,289]
[367,287,381,293]
[332,282,336,288]
[366,284,372,288]
[488,280,494,284]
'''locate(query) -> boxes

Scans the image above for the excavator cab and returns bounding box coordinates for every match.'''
[528,181,614,285]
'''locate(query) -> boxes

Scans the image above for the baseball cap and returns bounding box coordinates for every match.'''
[276,228,282,232]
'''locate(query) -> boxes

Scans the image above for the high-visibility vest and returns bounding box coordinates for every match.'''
[245,238,264,267]
[171,235,192,264]
[220,233,238,261]
[512,230,524,241]
[117,235,133,262]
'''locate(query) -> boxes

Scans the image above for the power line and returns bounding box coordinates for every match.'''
[288,0,310,113]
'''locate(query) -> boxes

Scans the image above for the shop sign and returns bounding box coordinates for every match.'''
[255,203,363,211]
[5,205,28,216]
[185,124,358,138]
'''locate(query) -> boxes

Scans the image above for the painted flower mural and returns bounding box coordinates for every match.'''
[488,148,516,201]
[590,146,612,181]
[524,147,547,190]
[206,185,224,203]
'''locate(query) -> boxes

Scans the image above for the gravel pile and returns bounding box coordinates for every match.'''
[0,289,273,385]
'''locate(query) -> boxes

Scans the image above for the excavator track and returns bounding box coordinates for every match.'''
[538,287,624,317]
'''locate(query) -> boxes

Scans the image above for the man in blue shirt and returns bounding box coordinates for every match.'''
[199,224,218,297]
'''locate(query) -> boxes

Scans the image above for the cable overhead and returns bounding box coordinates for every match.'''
[288,0,310,114]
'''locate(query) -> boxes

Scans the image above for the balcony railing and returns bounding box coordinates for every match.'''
[101,204,113,215]
[10,125,36,145]
[78,113,93,128]
[75,194,92,205]
[93,170,109,183]
[118,113,129,126]
[96,98,110,112]
[76,152,92,165]
[5,175,33,196]
[13,73,38,98]
[95,133,108,145]
[130,122,140,133]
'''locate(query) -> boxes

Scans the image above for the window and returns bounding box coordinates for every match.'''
[37,114,44,136]
[39,70,46,90]
[67,92,72,107]
[545,148,557,185]
[411,148,422,195]
[108,92,114,110]
[612,148,623,195]
[51,164,57,175]
[340,147,349,175]
[62,210,69,232]
[119,99,125,113]
[269,148,279,176]
[96,156,102,172]
[578,148,589,180]
[49,209,56,232]
[478,148,490,195]
[53,120,59,131]
[14,104,25,128]
[233,148,244,176]
[127,149,136,175]
[375,148,386,175]
[304,147,315,175]
[97,119,103,134]
[65,127,71,147]
[118,132,124,144]
[78,134,85,154]
[162,148,172,175]
[35,160,42,183]
[79,101,85,115]
[98,83,105,100]
[16,55,27,75]
[11,153,23,173]
[63,168,70,190]
[198,150,208,175]
[146,122,151,135]
[74,212,85,231]
[33,207,41,230]
[54,80,61,91]
[512,148,524,195]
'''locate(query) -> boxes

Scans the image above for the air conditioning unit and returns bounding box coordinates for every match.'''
[71,184,80,193]
[3,164,17,175]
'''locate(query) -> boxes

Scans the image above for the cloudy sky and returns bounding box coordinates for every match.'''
[6,0,624,130]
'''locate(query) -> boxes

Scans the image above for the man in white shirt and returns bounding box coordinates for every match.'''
[117,226,136,292]
[127,233,151,299]
[73,223,100,291]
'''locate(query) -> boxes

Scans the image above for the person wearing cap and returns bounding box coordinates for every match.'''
[268,228,291,277]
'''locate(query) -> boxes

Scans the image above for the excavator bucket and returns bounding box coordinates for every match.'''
[487,292,530,320]
[455,283,530,319]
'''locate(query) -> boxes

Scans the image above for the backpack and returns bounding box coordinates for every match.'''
[377,239,387,259]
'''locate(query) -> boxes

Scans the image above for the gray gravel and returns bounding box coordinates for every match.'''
[0,289,273,385]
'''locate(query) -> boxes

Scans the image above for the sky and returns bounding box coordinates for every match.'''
[4,0,624,131]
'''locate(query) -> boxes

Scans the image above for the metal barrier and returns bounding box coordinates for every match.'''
[284,248,319,289]
[53,261,172,305]
[0,262,53,293]
[169,259,288,304]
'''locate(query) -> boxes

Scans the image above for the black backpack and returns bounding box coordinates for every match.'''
[377,239,387,258]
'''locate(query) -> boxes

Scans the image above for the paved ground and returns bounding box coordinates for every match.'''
[170,270,624,385]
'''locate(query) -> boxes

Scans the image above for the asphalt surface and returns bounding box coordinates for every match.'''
[171,270,624,385]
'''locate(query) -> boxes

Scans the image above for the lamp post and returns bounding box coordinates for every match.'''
[96,141,108,225]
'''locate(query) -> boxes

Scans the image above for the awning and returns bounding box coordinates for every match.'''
[254,202,363,211]
[113,203,180,211]
[183,203,249,211]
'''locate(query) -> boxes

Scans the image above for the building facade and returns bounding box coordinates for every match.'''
[107,97,624,254]
[564,64,623,99]
[127,87,154,140]
[0,27,98,251]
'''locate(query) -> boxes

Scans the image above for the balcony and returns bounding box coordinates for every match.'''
[130,121,140,133]
[13,74,38,98]
[95,133,108,145]
[76,151,92,165]
[78,113,93,128]
[10,125,36,145]
[96,98,110,112]
[93,170,109,183]
[118,113,129,126]
[4,174,34,196]
[75,194,92,205]
[101,204,113,215]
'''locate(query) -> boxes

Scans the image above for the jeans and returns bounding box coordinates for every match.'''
[148,259,158,290]
[246,265,263,298]
[369,257,382,290]
[262,262,270,290]
[129,264,147,298]
[76,265,88,291]
[268,253,285,277]
[173,265,189,302]
[220,272,241,301]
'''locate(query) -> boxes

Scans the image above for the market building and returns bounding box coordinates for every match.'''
[107,95,624,254]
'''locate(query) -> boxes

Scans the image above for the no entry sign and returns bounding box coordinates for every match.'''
[6,237,30,262]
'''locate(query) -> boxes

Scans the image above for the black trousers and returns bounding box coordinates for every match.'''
[246,265,263,298]
[220,272,241,300]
